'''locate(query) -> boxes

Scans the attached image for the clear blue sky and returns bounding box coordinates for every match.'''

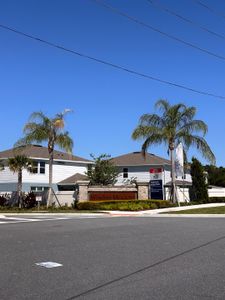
[1,0,225,166]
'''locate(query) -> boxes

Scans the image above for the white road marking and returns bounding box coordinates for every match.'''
[35,262,63,268]
[2,217,42,221]
[0,215,110,225]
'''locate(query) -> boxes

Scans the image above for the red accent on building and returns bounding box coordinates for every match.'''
[149,168,162,174]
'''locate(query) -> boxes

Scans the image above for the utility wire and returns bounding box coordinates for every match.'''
[0,23,225,100]
[146,0,225,41]
[91,0,225,62]
[194,0,225,21]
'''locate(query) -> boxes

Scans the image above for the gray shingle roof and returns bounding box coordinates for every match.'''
[111,151,170,166]
[0,145,92,163]
[58,173,89,184]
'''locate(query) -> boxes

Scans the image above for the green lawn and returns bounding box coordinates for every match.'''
[168,206,225,214]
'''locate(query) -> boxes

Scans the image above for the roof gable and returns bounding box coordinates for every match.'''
[0,145,92,163]
[58,173,89,184]
[111,151,170,166]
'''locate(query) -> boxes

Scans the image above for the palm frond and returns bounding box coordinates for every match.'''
[182,134,215,164]
[141,134,166,154]
[28,111,48,122]
[155,99,170,113]
[14,138,28,148]
[139,114,164,128]
[8,155,32,173]
[179,106,196,123]
[55,132,73,153]
[132,125,161,140]
[177,120,208,136]
[133,99,214,166]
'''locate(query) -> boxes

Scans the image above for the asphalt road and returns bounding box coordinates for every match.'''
[1,216,225,300]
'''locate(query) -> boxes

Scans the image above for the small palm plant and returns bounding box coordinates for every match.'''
[8,155,32,208]
[132,99,215,203]
[16,110,73,206]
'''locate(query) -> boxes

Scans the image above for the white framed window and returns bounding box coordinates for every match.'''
[30,161,45,174]
[31,186,48,192]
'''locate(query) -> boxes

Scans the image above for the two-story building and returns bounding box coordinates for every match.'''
[0,145,92,193]
[0,146,192,201]
[111,151,192,201]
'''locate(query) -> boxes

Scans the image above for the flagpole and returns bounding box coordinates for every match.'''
[175,143,184,206]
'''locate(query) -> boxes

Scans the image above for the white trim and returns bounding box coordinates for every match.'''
[0,156,93,164]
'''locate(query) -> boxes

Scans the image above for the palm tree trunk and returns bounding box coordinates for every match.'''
[47,149,54,207]
[18,169,22,208]
[170,144,177,204]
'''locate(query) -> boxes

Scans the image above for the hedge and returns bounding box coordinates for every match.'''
[77,200,174,211]
[208,197,225,203]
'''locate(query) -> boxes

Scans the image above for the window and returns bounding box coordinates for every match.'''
[30,162,38,174]
[31,186,48,192]
[123,168,128,178]
[30,161,45,174]
[40,162,45,174]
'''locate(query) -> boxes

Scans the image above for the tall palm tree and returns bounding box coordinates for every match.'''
[132,99,215,203]
[16,110,73,206]
[8,155,32,208]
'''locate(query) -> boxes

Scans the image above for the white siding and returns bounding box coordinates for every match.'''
[0,162,88,184]
[116,166,151,185]
[116,165,192,186]
[0,167,17,183]
[52,164,87,183]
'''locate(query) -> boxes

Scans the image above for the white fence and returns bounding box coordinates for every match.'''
[55,191,75,207]
[165,187,190,203]
[208,187,225,198]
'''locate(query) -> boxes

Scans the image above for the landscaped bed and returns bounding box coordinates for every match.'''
[77,200,174,211]
[0,200,174,212]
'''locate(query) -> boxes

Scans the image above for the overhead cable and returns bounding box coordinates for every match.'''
[0,23,225,99]
[146,0,225,41]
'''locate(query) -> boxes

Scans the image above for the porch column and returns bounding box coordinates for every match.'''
[137,182,149,200]
[76,180,90,202]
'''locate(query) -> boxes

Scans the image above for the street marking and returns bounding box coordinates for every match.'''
[35,262,63,268]
[0,215,110,225]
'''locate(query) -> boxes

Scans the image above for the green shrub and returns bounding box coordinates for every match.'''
[208,197,225,203]
[150,203,158,209]
[77,200,173,211]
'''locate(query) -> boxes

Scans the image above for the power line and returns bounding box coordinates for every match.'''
[194,0,225,21]
[0,23,225,100]
[146,0,225,41]
[91,0,225,62]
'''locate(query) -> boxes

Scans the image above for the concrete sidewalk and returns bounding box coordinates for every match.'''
[0,203,225,218]
[105,203,225,216]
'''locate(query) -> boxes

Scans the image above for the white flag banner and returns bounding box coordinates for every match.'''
[175,143,184,177]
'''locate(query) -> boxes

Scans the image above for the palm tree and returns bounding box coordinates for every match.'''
[132,99,215,203]
[8,155,32,208]
[16,110,73,206]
